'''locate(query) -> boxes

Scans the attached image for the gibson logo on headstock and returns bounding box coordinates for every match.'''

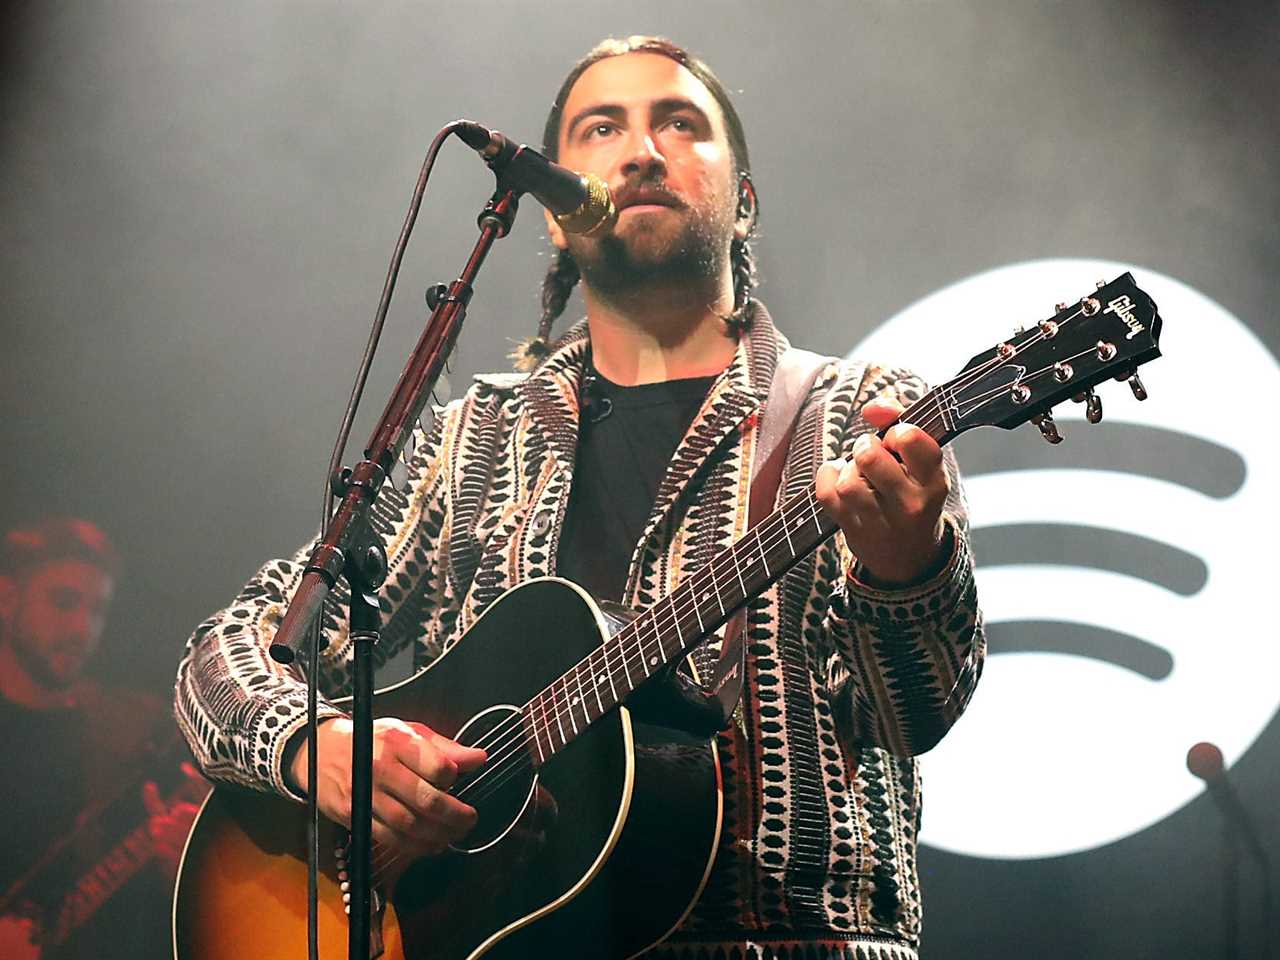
[1103,294,1146,340]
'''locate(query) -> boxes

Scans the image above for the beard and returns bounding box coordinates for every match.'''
[565,192,734,306]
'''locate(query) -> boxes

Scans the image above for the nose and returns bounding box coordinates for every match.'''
[620,129,666,179]
[65,604,99,645]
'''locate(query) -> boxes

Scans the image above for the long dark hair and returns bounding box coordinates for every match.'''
[515,36,759,370]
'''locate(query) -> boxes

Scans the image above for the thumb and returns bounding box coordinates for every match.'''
[441,739,488,772]
[861,398,904,430]
[141,780,167,819]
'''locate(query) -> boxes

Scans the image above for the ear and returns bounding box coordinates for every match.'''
[544,207,569,251]
[733,176,757,242]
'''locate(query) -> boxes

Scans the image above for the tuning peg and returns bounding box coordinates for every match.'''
[1128,372,1148,401]
[1071,388,1103,422]
[1031,412,1063,444]
[1054,302,1067,313]
[1084,389,1103,423]
[1096,279,1107,289]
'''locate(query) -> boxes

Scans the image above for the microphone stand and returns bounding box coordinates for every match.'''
[269,185,520,960]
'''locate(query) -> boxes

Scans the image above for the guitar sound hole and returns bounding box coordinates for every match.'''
[450,704,538,854]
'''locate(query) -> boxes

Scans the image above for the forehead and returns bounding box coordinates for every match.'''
[22,559,114,599]
[560,52,726,138]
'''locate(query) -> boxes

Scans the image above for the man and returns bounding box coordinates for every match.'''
[175,36,984,959]
[0,517,203,959]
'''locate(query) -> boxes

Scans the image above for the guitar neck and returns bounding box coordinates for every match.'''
[517,388,954,765]
[46,776,207,948]
[514,269,1164,764]
[48,820,156,947]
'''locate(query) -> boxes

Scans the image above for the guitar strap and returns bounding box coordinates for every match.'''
[704,347,836,726]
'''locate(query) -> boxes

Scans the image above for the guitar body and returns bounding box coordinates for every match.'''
[173,578,722,959]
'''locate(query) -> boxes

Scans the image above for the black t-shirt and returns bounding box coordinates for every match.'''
[0,695,89,887]
[0,687,172,960]
[556,369,716,601]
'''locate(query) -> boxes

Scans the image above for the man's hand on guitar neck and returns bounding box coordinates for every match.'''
[288,717,487,856]
[815,398,951,588]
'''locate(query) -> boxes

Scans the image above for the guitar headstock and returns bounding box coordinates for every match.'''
[920,272,1162,445]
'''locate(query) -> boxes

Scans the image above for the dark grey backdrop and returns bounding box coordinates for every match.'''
[3,2,1277,957]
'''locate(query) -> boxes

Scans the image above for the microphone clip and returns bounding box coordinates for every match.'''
[580,372,613,425]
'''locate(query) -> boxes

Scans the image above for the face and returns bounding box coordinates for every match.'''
[0,560,114,690]
[548,52,752,300]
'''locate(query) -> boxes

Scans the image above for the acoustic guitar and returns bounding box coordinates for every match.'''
[173,274,1162,959]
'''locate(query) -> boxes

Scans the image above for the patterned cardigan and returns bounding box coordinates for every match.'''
[174,303,985,960]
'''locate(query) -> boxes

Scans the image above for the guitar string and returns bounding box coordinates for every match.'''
[441,318,1058,770]
[421,318,1087,809]
[441,338,1107,810]
[367,313,1111,880]
[437,323,1099,815]
[429,312,1081,782]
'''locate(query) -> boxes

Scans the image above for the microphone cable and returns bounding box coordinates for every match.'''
[302,119,467,960]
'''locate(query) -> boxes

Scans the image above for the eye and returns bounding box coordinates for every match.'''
[583,121,617,141]
[664,115,698,135]
[49,588,81,612]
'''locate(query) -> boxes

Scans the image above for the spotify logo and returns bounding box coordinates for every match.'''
[847,259,1280,859]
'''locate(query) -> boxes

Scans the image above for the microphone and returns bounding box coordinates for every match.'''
[1186,740,1225,781]
[1187,741,1269,866]
[1187,741,1274,959]
[454,121,616,236]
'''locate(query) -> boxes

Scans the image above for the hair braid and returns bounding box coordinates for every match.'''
[512,247,581,370]
[724,232,758,336]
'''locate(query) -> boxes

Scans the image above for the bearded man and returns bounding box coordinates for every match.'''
[0,518,203,960]
[176,36,985,959]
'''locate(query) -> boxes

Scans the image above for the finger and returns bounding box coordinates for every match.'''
[386,724,461,789]
[377,775,479,842]
[369,804,443,857]
[814,459,845,513]
[851,434,912,504]
[432,734,488,773]
[882,423,945,487]
[377,759,479,835]
[180,761,207,786]
[141,781,166,818]
[172,801,200,821]
[833,458,883,528]
[860,398,905,431]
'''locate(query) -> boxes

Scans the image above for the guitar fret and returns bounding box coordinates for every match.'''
[551,682,568,744]
[937,384,958,434]
[780,507,795,556]
[540,689,560,753]
[638,619,654,678]
[731,541,749,598]
[756,526,772,577]
[589,648,606,714]
[808,493,823,533]
[617,633,635,690]
[530,692,548,754]
[601,642,619,705]
[707,557,726,616]
[690,582,706,633]
[666,595,684,651]
[570,666,588,729]
[523,705,546,764]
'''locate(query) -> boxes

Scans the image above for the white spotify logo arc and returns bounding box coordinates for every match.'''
[847,259,1280,860]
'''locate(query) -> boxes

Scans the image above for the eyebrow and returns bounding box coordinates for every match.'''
[563,97,712,143]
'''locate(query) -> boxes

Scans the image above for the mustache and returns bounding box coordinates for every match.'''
[612,177,685,210]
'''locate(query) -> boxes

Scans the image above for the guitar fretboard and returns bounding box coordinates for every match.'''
[514,388,953,766]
